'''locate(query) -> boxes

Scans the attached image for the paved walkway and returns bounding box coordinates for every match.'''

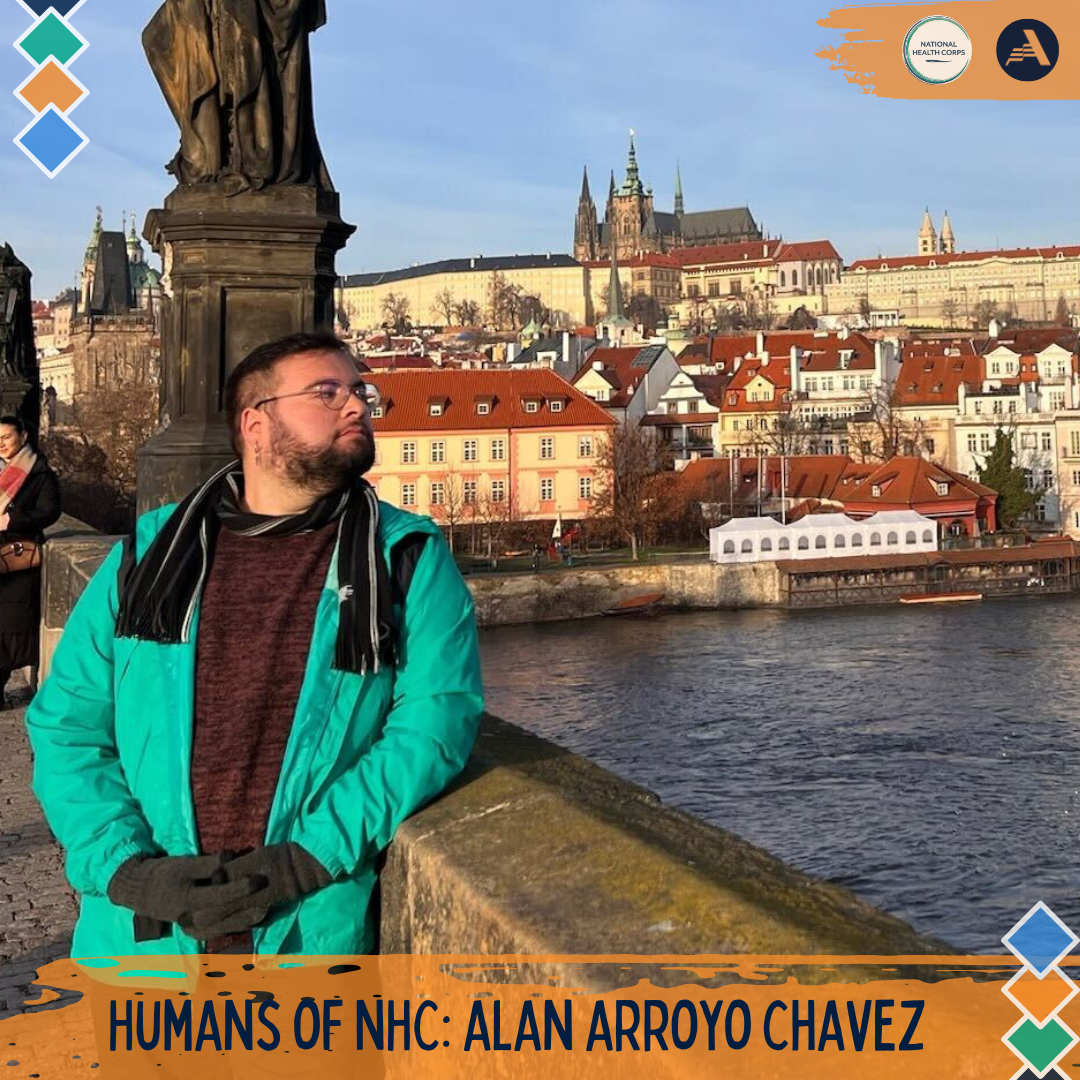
[0,682,78,1019]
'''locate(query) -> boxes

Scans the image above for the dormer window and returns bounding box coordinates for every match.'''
[872,484,882,498]
[429,403,443,417]
[372,405,384,419]
[550,399,564,413]
[524,400,539,413]
[476,401,490,415]
[936,481,949,496]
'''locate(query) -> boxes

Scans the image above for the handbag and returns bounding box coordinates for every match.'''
[0,539,41,575]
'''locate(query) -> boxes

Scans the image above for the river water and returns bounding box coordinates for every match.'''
[478,597,1080,952]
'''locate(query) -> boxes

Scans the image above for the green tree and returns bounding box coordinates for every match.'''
[976,428,1041,528]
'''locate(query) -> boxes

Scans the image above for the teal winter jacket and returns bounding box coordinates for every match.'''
[25,500,483,957]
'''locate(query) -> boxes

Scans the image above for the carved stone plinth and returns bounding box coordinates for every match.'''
[136,183,355,512]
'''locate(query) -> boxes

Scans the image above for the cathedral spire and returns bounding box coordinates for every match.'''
[674,161,684,217]
[579,165,592,203]
[608,244,626,323]
[623,129,643,196]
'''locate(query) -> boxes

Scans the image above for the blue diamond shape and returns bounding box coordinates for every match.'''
[1006,907,1079,975]
[15,107,87,178]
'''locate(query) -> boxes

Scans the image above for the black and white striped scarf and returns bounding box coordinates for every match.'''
[115,461,395,675]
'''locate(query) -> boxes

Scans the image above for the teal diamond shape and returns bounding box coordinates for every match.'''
[15,12,87,66]
[1006,1018,1077,1074]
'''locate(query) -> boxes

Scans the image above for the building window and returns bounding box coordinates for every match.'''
[723,540,735,554]
[401,441,417,464]
[761,538,773,552]
[463,439,478,462]
[430,441,445,464]
[430,482,444,506]
[540,437,554,460]
[974,401,982,414]
[578,436,593,457]
[870,532,882,546]
[1042,431,1053,451]
[780,271,786,287]
[979,433,991,452]
[967,434,977,453]
[887,531,899,546]
[525,400,539,413]
[491,479,505,502]
[779,537,790,551]
[936,482,949,496]
[925,438,935,455]
[815,535,827,549]
[1044,468,1054,489]
[464,480,477,504]
[852,533,863,547]
[429,403,443,417]
[741,539,753,553]
[540,478,554,502]
[579,476,592,501]
[1072,432,1080,456]
[491,439,505,461]
[401,483,416,507]
[550,400,563,413]
[792,271,798,287]
[872,484,882,498]
[477,401,490,415]
[797,537,809,550]
[834,535,846,548]
[371,406,383,419]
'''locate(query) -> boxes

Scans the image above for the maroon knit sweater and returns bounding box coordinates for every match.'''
[190,521,339,952]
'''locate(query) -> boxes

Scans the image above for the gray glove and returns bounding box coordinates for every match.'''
[107,853,264,941]
[179,843,331,942]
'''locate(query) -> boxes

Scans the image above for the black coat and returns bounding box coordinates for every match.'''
[0,454,62,672]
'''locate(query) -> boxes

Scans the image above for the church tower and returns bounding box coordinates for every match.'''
[918,207,938,256]
[609,131,654,261]
[573,166,598,262]
[80,205,103,314]
[940,210,955,254]
[674,162,685,218]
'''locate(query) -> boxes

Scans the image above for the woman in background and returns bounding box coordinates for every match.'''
[0,416,60,703]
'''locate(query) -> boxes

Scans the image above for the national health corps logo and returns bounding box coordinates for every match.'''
[903,15,972,85]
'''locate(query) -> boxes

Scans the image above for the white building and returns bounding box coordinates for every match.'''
[710,510,939,564]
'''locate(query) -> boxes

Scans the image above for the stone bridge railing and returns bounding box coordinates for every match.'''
[38,530,949,990]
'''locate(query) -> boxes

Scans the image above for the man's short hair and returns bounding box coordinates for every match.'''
[224,331,356,456]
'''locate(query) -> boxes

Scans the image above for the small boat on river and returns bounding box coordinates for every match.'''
[601,592,667,617]
[898,591,983,605]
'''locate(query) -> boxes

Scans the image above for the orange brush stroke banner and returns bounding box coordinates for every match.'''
[817,1,1079,97]
[0,952,1072,1079]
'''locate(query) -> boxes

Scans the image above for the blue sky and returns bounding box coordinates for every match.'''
[2,0,1080,298]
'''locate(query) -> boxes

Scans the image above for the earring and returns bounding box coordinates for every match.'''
[254,443,262,465]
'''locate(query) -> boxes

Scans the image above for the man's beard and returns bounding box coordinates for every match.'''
[267,416,376,493]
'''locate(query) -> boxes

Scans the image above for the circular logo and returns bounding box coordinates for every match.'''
[996,19,1059,81]
[903,16,972,84]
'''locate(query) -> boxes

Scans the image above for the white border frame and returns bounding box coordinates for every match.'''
[13,59,88,114]
[1002,965,1079,1023]
[1003,902,1080,975]
[13,7,89,69]
[1002,1014,1079,1080]
[13,103,88,178]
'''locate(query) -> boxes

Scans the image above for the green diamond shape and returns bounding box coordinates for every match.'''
[16,13,85,66]
[1006,1018,1076,1074]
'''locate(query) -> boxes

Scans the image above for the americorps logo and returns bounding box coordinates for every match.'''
[903,15,972,85]
[997,19,1059,82]
[12,0,90,178]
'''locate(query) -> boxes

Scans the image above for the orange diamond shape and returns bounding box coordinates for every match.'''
[1006,967,1078,1023]
[16,61,84,113]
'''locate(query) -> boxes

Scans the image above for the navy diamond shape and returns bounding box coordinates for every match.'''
[19,1,85,14]
[16,108,86,176]
[1006,907,1078,975]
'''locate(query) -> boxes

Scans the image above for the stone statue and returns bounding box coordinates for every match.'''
[143,0,333,193]
[0,244,34,382]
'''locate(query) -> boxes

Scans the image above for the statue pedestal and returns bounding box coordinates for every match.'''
[136,183,355,513]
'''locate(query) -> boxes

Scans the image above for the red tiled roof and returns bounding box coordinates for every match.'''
[571,346,662,408]
[843,457,997,506]
[671,240,783,267]
[848,246,1080,271]
[678,455,856,502]
[774,239,842,262]
[584,254,680,269]
[978,327,1080,355]
[363,354,436,370]
[368,369,615,432]
[893,352,982,407]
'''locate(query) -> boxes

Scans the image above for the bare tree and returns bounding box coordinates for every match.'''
[971,299,1000,330]
[1055,293,1070,326]
[473,485,520,562]
[487,272,524,331]
[380,292,411,334]
[452,298,482,326]
[589,425,671,560]
[627,293,664,335]
[743,290,777,331]
[939,297,960,328]
[853,383,926,461]
[432,288,456,327]
[428,466,471,553]
[858,296,872,323]
[519,293,551,327]
[783,305,817,331]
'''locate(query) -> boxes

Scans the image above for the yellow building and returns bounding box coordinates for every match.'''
[365,368,615,527]
[340,255,591,331]
[828,227,1080,328]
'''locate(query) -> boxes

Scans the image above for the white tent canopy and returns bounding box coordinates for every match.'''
[709,510,938,564]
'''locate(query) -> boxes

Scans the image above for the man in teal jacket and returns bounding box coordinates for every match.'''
[26,331,483,957]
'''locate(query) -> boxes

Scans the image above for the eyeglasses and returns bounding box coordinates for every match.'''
[254,380,381,412]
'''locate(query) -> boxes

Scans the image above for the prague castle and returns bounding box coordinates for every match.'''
[574,134,761,263]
